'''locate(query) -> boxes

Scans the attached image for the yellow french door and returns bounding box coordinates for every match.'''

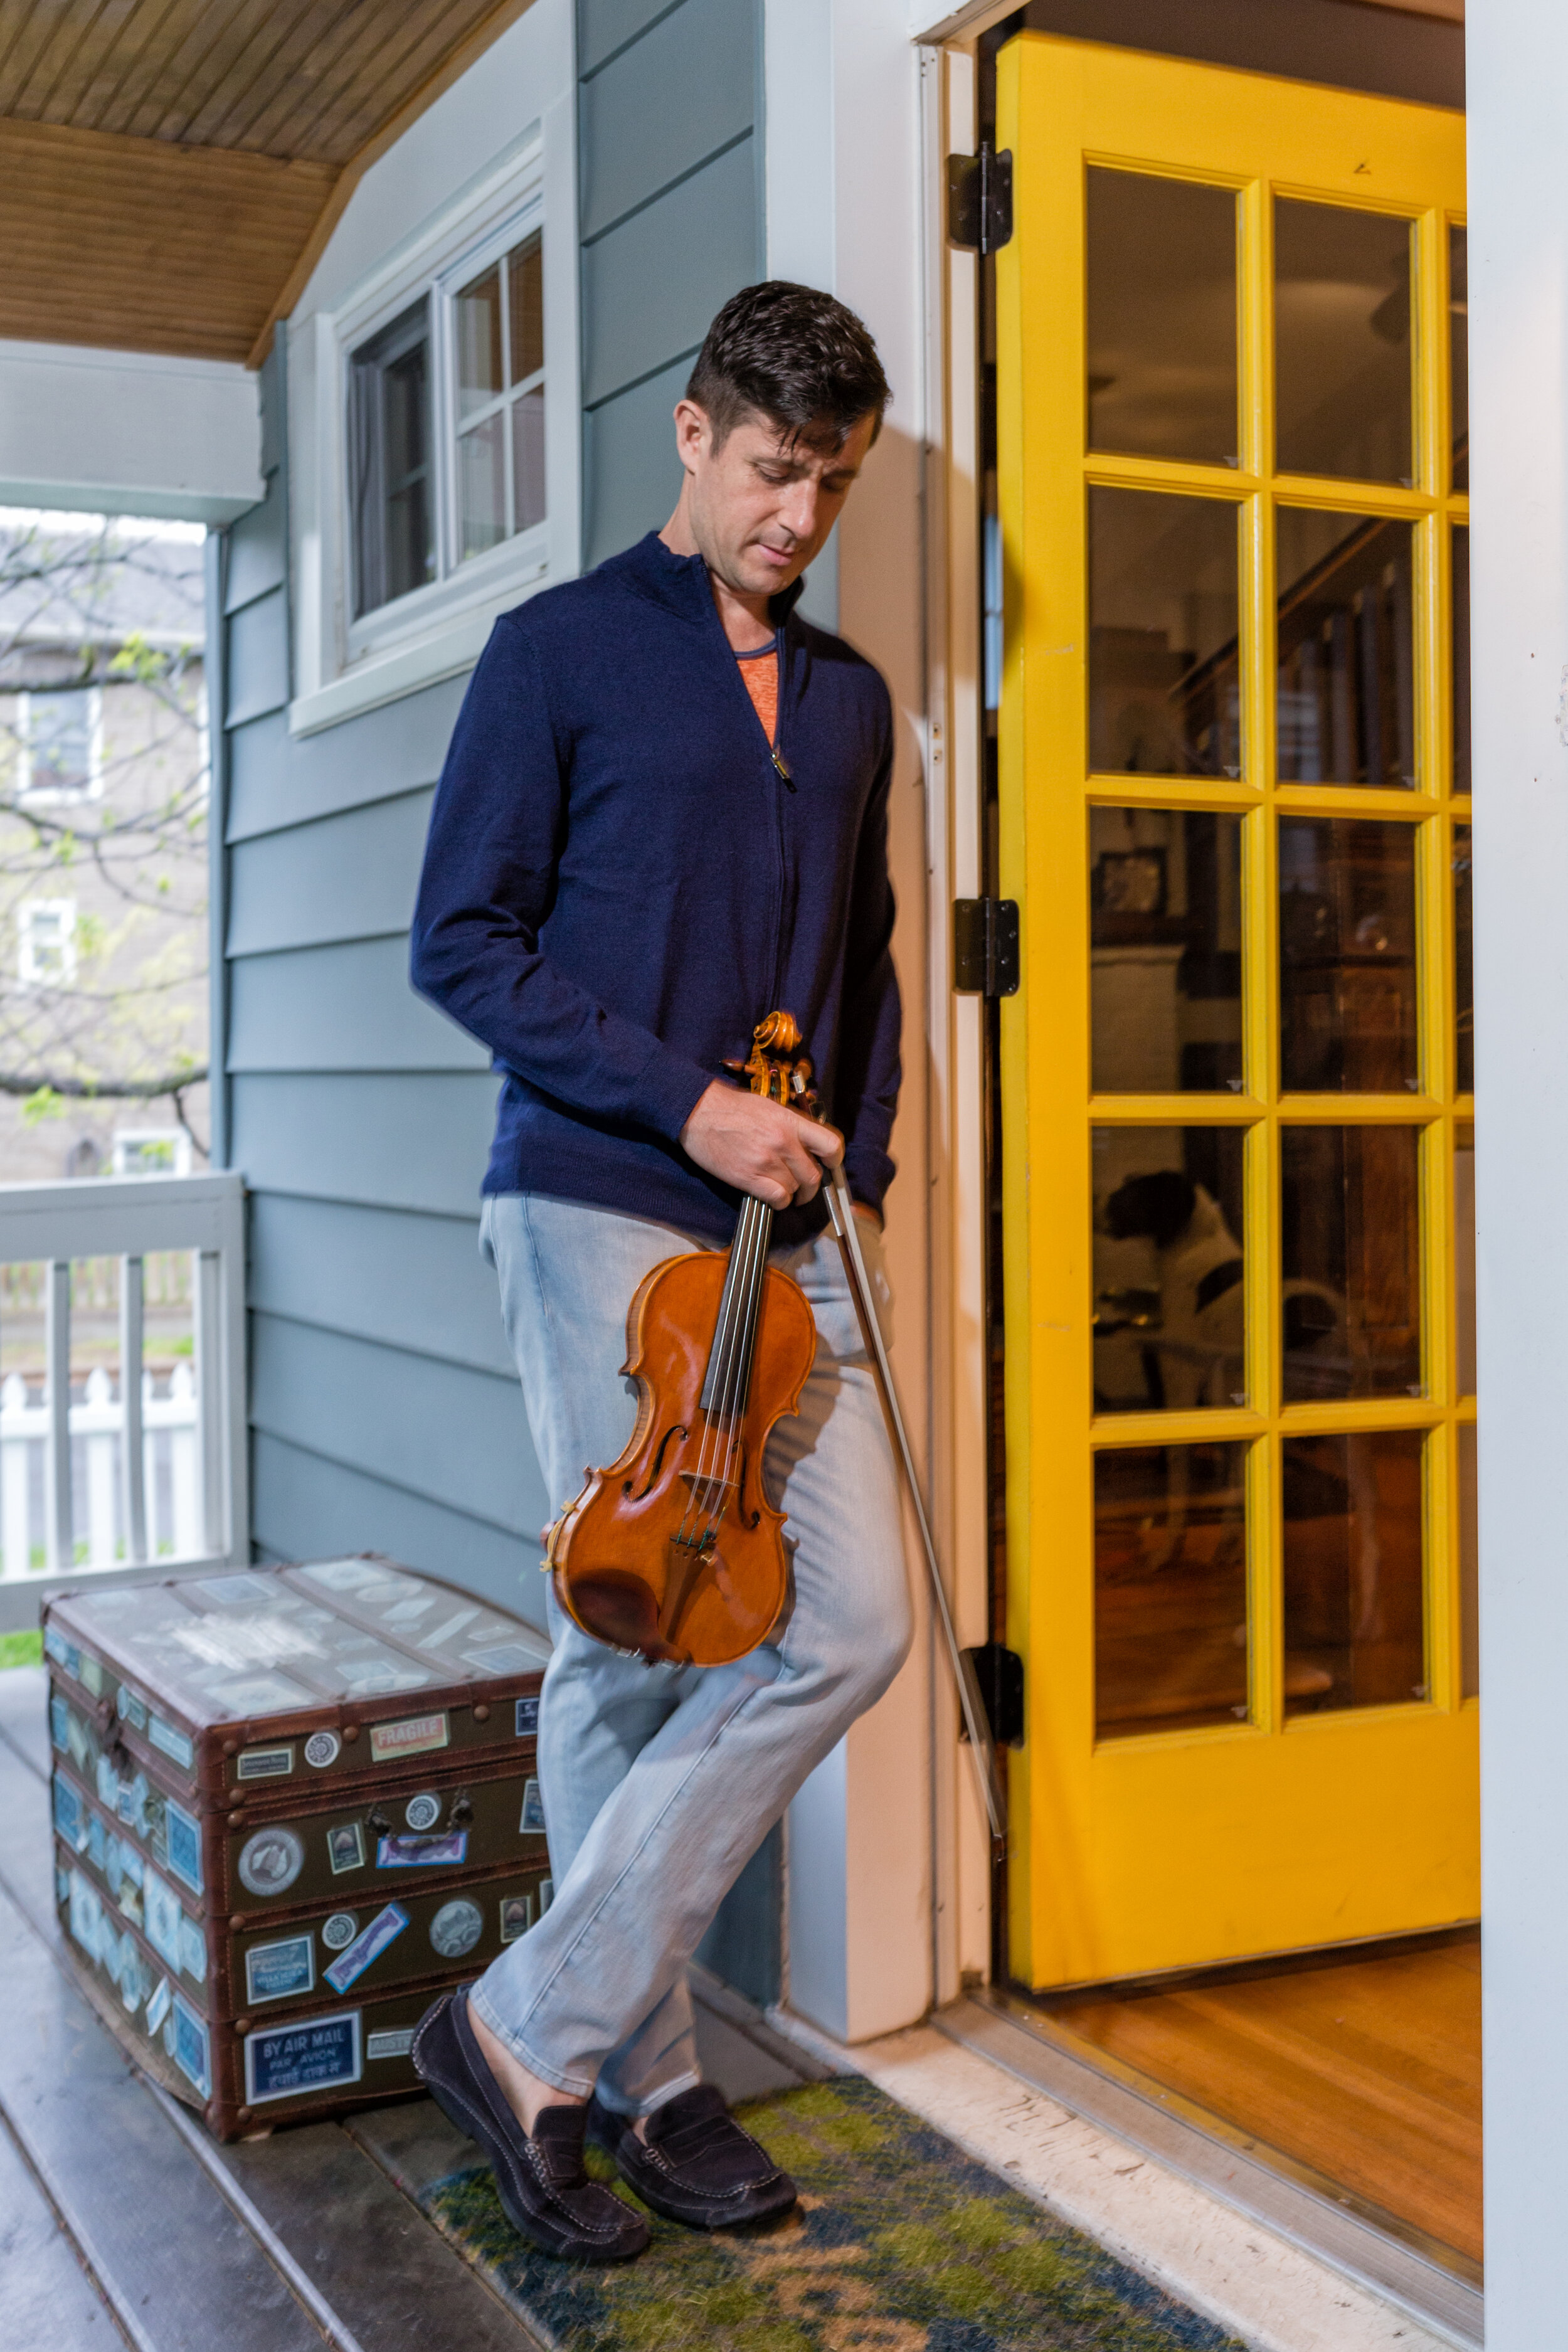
[996,35,1475,1988]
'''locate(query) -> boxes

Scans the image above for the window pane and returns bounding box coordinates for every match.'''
[509,231,543,384]
[1279,817,1417,1092]
[512,386,546,533]
[1281,1124,1421,1400]
[1276,509,1414,788]
[456,264,504,419]
[1450,224,1468,493]
[1093,1126,1246,1413]
[1454,823,1473,1093]
[348,300,433,617]
[1456,1121,1475,1394]
[1283,1429,1426,1714]
[1095,1442,1249,1737]
[1089,488,1241,776]
[458,414,507,561]
[1274,199,1413,484]
[1086,169,1238,465]
[26,691,93,793]
[1453,524,1471,794]
[1090,807,1242,1093]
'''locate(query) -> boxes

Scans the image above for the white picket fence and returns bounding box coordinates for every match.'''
[0,1172,248,1630]
[0,1362,203,1579]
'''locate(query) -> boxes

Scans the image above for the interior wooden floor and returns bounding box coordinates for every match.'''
[1039,1930,1481,2269]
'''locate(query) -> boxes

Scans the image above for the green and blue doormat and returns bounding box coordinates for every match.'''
[416,2077,1245,2351]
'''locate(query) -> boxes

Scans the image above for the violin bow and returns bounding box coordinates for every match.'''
[824,1164,1009,1850]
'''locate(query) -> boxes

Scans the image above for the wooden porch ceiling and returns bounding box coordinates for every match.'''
[0,0,536,369]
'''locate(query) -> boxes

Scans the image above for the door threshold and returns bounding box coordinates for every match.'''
[937,1991,1483,2352]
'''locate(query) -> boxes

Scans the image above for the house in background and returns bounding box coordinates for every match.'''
[4,0,1568,2344]
[0,516,209,1184]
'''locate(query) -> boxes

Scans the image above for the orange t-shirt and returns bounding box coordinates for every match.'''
[736,641,779,746]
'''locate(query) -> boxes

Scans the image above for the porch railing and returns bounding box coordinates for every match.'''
[0,1170,248,1632]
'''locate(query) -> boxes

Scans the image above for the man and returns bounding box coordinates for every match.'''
[408,282,910,2263]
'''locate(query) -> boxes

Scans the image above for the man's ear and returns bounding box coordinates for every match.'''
[672,398,712,476]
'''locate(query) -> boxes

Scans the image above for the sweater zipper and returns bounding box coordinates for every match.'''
[768,630,791,1008]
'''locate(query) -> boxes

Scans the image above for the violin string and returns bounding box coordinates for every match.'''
[702,1195,770,1549]
[678,1194,759,1550]
[690,1194,760,1549]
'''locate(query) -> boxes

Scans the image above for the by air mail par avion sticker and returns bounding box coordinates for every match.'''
[245,2009,363,2105]
[368,1710,449,1765]
[239,1825,305,1899]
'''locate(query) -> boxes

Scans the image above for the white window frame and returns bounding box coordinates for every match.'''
[17,687,103,805]
[290,93,580,740]
[112,1128,193,1178]
[18,896,78,988]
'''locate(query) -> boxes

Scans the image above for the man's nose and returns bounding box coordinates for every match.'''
[779,480,820,541]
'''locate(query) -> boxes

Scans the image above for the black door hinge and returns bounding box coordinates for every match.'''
[953,898,1019,997]
[962,1644,1025,1749]
[946,144,1013,254]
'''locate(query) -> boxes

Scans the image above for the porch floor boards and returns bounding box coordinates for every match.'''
[1042,1932,1483,2267]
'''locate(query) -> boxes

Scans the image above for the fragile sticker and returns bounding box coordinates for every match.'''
[368,1711,449,1764]
[324,1904,408,1994]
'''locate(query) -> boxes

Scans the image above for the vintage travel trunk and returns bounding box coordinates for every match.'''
[43,1555,552,2140]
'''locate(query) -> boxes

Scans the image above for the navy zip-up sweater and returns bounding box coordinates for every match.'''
[408,531,901,1247]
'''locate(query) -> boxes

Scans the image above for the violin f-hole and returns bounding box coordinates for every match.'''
[628,1422,689,1500]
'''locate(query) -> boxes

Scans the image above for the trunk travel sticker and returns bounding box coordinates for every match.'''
[245,2008,363,2104]
[376,1830,467,1868]
[324,1904,408,1994]
[246,1933,316,2005]
[238,1825,305,1898]
[368,1711,449,1764]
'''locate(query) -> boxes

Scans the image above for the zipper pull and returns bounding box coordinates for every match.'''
[771,744,795,791]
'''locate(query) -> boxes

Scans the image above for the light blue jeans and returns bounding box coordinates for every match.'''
[469,1192,913,2116]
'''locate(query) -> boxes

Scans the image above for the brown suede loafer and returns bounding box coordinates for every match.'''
[412,1990,649,2263]
[586,2083,797,2230]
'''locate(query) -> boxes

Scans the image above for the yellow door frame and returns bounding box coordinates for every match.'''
[996,34,1475,1989]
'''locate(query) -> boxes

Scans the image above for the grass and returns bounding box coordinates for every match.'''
[0,1629,41,1670]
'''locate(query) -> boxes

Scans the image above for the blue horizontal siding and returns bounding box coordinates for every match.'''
[252,1432,546,1627]
[233,1073,500,1213]
[583,353,690,567]
[224,586,289,726]
[225,477,286,614]
[228,936,485,1073]
[251,1312,536,1534]
[582,138,758,408]
[226,681,465,844]
[226,789,433,953]
[248,1194,514,1377]
[580,0,754,241]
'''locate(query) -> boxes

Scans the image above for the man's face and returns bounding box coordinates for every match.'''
[674,401,879,601]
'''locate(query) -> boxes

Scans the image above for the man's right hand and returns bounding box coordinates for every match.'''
[679,1080,842,1209]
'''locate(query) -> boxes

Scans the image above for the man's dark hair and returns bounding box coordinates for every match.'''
[686,282,891,451]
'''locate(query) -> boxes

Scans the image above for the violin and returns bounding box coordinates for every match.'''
[546,1011,821,1668]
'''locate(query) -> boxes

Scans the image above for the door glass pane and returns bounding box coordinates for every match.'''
[1086,169,1239,465]
[1450,223,1468,492]
[1093,1126,1246,1412]
[1459,1422,1478,1698]
[1454,823,1473,1093]
[1456,1120,1475,1393]
[457,415,506,561]
[1089,489,1241,776]
[1095,1442,1249,1737]
[509,231,544,384]
[1276,509,1415,788]
[1279,818,1417,1091]
[1274,199,1413,483]
[1453,524,1471,794]
[1283,1429,1426,1713]
[455,264,504,420]
[1090,808,1242,1093]
[1281,1125,1421,1399]
[512,387,546,533]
